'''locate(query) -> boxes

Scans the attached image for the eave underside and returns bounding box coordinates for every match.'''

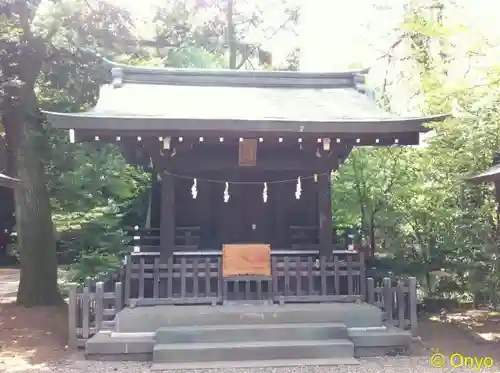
[468,164,500,184]
[45,112,448,139]
[0,173,19,189]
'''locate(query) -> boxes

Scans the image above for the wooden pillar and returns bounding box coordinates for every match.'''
[274,183,286,248]
[160,169,175,261]
[200,180,213,248]
[318,172,333,257]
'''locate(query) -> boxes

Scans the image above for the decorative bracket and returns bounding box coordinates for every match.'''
[111,67,123,88]
[163,136,171,150]
[322,138,331,152]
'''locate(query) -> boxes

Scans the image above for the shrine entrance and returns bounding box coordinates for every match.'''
[218,181,272,245]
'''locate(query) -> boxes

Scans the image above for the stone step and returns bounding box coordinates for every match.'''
[116,303,383,332]
[155,322,348,344]
[348,326,412,357]
[153,339,354,363]
[151,358,360,370]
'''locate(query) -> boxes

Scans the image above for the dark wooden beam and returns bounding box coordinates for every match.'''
[164,150,342,172]
[72,130,420,146]
[160,166,175,261]
[318,162,334,257]
[274,182,286,248]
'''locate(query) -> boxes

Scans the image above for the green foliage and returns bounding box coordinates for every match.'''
[334,0,500,307]
[167,46,228,68]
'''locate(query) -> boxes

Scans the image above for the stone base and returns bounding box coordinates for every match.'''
[85,331,153,361]
[150,358,360,370]
[349,326,412,357]
[85,303,413,364]
[355,346,410,357]
[85,353,152,361]
[115,302,383,332]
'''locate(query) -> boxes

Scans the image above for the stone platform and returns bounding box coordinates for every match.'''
[86,302,412,367]
[115,302,383,332]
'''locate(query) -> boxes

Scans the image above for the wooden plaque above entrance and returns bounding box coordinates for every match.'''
[222,244,271,277]
[238,139,257,166]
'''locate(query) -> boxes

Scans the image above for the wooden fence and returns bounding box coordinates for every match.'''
[366,277,418,335]
[67,279,125,348]
[124,225,361,253]
[68,258,419,345]
[125,252,365,305]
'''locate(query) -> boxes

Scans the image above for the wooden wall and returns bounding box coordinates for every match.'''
[174,170,317,249]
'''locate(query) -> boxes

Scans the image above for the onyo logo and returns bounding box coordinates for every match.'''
[429,350,494,371]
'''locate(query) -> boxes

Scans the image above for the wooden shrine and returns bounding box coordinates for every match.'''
[44,61,448,304]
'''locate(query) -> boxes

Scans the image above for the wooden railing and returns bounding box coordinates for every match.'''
[366,277,418,335]
[67,278,125,348]
[125,226,200,252]
[290,225,360,250]
[126,225,360,252]
[68,271,419,346]
[67,271,419,346]
[125,251,366,305]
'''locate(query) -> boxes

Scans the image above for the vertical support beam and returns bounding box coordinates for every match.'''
[306,177,317,227]
[160,169,175,261]
[201,180,213,248]
[318,171,333,257]
[274,182,286,248]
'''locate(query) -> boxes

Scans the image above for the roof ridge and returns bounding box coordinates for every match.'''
[102,58,370,89]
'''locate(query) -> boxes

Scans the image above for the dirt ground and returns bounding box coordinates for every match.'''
[0,268,70,372]
[418,315,500,361]
[2,267,500,371]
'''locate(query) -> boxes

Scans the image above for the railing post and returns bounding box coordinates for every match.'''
[359,251,366,298]
[346,255,353,295]
[366,277,374,304]
[408,277,418,335]
[138,257,145,300]
[85,276,92,291]
[95,282,104,331]
[124,254,131,304]
[396,280,405,329]
[115,282,123,312]
[82,285,90,340]
[383,277,393,325]
[271,256,278,303]
[68,283,78,349]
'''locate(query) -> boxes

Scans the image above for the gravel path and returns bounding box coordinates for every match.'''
[31,355,499,373]
[0,268,19,299]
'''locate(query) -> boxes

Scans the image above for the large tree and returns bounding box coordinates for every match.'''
[0,0,134,306]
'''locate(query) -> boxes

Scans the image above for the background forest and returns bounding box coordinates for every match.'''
[1,0,500,307]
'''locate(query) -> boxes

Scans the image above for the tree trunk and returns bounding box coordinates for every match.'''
[1,0,61,306]
[369,215,376,257]
[3,92,61,307]
[226,0,237,69]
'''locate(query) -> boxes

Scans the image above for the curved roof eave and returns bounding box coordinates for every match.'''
[0,172,19,189]
[43,111,451,134]
[467,164,500,184]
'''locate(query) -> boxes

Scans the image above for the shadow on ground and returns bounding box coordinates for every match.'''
[0,268,71,372]
[418,315,500,360]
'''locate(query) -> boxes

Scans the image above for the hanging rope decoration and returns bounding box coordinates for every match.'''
[295,177,302,199]
[191,178,198,199]
[223,182,230,203]
[163,170,334,202]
